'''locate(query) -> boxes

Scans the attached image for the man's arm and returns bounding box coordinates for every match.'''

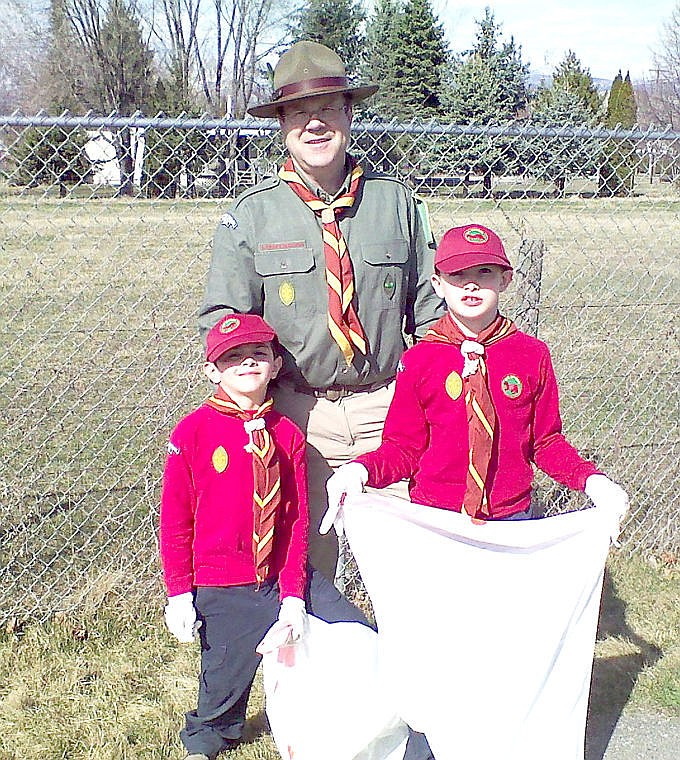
[198,207,263,341]
[406,195,445,340]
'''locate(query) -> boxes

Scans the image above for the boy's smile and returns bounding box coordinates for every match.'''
[203,342,282,409]
[431,265,513,335]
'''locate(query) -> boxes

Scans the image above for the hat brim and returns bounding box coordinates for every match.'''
[248,84,379,118]
[436,252,513,275]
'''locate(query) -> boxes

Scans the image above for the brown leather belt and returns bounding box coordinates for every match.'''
[295,378,394,402]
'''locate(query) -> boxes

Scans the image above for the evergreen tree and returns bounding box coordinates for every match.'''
[535,51,602,118]
[390,0,448,119]
[529,52,602,195]
[599,70,639,196]
[444,8,529,193]
[362,0,401,117]
[289,0,366,79]
[605,70,637,127]
[97,0,155,114]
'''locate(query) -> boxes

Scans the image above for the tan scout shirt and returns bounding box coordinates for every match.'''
[199,168,444,390]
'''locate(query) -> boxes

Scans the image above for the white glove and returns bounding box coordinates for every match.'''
[585,474,629,542]
[164,591,201,643]
[277,596,308,641]
[321,462,369,536]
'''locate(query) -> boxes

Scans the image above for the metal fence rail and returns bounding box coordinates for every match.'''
[1,114,678,623]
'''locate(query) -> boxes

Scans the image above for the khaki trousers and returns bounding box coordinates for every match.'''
[273,381,409,580]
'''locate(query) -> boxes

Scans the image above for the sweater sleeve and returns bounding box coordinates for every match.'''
[159,429,197,597]
[356,355,428,488]
[532,348,600,490]
[277,428,309,600]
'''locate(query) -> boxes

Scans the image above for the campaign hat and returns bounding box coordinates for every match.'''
[248,41,378,118]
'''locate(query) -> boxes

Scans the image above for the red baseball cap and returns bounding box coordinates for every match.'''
[205,314,277,362]
[435,224,512,274]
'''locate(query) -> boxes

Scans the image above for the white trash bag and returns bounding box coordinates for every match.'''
[256,615,408,760]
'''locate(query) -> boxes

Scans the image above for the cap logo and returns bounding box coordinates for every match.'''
[463,227,489,245]
[219,317,240,334]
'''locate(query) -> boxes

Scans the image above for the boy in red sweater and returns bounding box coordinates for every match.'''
[159,314,371,760]
[322,223,628,530]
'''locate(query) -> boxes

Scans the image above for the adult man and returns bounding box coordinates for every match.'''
[199,41,444,581]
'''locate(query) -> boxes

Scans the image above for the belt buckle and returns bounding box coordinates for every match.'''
[324,388,344,401]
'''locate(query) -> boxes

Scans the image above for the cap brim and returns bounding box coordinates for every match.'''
[248,84,379,118]
[436,253,513,274]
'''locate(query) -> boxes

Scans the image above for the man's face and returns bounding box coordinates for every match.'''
[279,93,352,186]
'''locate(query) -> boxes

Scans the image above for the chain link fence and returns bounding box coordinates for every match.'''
[1,113,678,624]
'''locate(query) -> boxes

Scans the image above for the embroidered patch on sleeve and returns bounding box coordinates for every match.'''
[167,441,181,455]
[220,213,238,229]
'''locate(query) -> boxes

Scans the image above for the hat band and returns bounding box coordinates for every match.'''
[274,76,349,101]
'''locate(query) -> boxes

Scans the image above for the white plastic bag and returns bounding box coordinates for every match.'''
[257,615,408,760]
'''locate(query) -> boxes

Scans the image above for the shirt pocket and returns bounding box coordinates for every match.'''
[359,239,410,308]
[254,246,317,319]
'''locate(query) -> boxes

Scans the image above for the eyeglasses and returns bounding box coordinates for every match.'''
[282,103,349,127]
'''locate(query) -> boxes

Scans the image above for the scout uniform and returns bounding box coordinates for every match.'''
[198,41,445,578]
[160,315,370,760]
[354,329,600,519]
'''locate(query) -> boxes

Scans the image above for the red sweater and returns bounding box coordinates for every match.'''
[356,332,599,518]
[160,403,308,598]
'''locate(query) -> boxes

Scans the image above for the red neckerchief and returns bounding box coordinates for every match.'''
[423,313,517,517]
[205,387,281,584]
[278,156,367,365]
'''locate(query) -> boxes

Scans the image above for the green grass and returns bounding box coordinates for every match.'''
[0,555,677,760]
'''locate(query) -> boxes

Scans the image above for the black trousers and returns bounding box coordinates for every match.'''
[181,569,432,758]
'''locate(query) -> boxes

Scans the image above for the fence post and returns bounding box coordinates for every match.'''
[514,238,545,337]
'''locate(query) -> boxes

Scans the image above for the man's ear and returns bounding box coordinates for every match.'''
[203,361,221,384]
[500,269,513,292]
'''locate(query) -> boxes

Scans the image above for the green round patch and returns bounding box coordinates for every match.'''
[501,374,523,399]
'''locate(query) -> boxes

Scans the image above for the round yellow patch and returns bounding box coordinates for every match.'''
[212,446,229,473]
[279,281,295,306]
[445,371,463,400]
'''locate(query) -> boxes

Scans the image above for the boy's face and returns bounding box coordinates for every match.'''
[203,341,282,409]
[431,264,513,335]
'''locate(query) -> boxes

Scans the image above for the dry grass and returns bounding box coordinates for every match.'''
[0,178,678,756]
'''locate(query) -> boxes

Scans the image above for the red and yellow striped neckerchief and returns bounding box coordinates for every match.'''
[205,387,281,585]
[423,313,517,519]
[278,157,367,365]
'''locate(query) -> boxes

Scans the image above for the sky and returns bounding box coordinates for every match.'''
[433,0,678,82]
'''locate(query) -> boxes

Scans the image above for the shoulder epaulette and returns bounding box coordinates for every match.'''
[232,175,280,206]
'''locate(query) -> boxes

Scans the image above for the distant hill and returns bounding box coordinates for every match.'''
[527,71,613,92]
